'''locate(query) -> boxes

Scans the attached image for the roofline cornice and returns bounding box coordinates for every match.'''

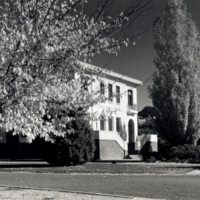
[78,61,143,87]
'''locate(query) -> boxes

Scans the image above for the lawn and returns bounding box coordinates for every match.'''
[0,162,199,175]
[0,162,200,199]
[0,170,200,199]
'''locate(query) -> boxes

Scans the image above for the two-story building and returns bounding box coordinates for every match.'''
[0,61,158,160]
[79,61,158,160]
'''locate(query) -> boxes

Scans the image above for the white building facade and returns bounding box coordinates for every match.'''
[80,62,158,160]
[0,61,158,160]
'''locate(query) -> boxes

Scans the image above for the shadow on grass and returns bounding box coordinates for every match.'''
[169,166,200,170]
[0,164,53,168]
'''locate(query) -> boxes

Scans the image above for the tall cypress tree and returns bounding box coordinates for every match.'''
[148,0,200,147]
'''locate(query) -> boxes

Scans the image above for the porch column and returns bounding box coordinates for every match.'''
[105,119,108,131]
[133,115,138,142]
[125,119,129,143]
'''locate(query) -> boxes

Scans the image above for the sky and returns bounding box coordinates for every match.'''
[90,0,200,111]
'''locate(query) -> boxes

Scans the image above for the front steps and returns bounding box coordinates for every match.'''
[94,154,142,163]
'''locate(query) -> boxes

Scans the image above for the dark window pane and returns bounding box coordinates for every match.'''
[109,117,112,131]
[128,90,133,106]
[100,119,105,130]
[116,86,120,103]
[82,81,88,91]
[116,117,120,132]
[108,84,113,102]
[100,82,105,95]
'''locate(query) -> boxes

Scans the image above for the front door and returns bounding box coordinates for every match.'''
[128,119,134,142]
[128,119,135,154]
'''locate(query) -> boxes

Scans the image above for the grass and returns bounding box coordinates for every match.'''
[0,162,199,175]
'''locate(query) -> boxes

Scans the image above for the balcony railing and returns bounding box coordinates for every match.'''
[127,104,137,115]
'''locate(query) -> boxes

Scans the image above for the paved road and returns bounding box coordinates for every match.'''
[0,172,199,200]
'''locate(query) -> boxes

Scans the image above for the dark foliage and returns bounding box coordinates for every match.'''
[148,0,200,147]
[169,144,200,163]
[138,106,158,119]
[140,142,158,162]
[138,120,157,135]
[43,115,96,166]
[157,137,171,160]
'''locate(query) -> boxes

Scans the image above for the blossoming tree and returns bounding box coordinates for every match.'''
[0,0,152,142]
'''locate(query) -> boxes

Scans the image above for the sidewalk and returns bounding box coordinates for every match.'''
[0,186,165,200]
[0,160,50,167]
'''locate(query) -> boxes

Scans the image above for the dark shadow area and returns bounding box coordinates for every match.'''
[128,142,135,154]
[140,142,158,161]
[163,166,200,170]
[0,134,44,160]
[0,164,52,168]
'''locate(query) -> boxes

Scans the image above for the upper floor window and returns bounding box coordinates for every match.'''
[128,90,133,106]
[82,81,88,91]
[108,84,113,102]
[100,82,105,95]
[81,75,90,91]
[116,86,120,104]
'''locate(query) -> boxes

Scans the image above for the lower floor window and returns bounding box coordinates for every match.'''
[116,117,121,132]
[108,117,113,131]
[100,118,105,130]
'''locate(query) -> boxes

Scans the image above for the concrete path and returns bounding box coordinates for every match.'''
[0,186,164,200]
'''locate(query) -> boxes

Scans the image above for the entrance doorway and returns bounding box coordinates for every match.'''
[128,119,134,142]
[128,119,135,154]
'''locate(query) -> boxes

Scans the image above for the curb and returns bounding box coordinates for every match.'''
[0,185,165,200]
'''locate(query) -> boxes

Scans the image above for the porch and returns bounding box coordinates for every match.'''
[93,130,158,161]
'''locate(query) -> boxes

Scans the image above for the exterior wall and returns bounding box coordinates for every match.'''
[83,63,158,158]
[88,70,141,158]
[0,62,156,160]
[93,130,128,151]
[136,134,158,152]
[90,74,139,138]
[151,142,158,152]
[98,140,125,160]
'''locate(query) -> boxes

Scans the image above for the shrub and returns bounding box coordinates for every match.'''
[139,142,158,162]
[169,144,200,163]
[138,120,157,135]
[157,137,171,160]
[44,116,96,166]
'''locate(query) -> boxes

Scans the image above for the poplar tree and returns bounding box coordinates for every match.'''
[148,0,200,147]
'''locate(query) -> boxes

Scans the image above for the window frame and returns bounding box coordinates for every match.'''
[108,84,113,102]
[100,118,105,130]
[100,82,105,95]
[116,117,120,133]
[116,86,120,104]
[108,117,113,131]
[128,89,133,106]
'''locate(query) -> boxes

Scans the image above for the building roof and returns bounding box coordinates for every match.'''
[78,61,143,87]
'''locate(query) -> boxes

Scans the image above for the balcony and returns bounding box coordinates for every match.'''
[127,104,137,115]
